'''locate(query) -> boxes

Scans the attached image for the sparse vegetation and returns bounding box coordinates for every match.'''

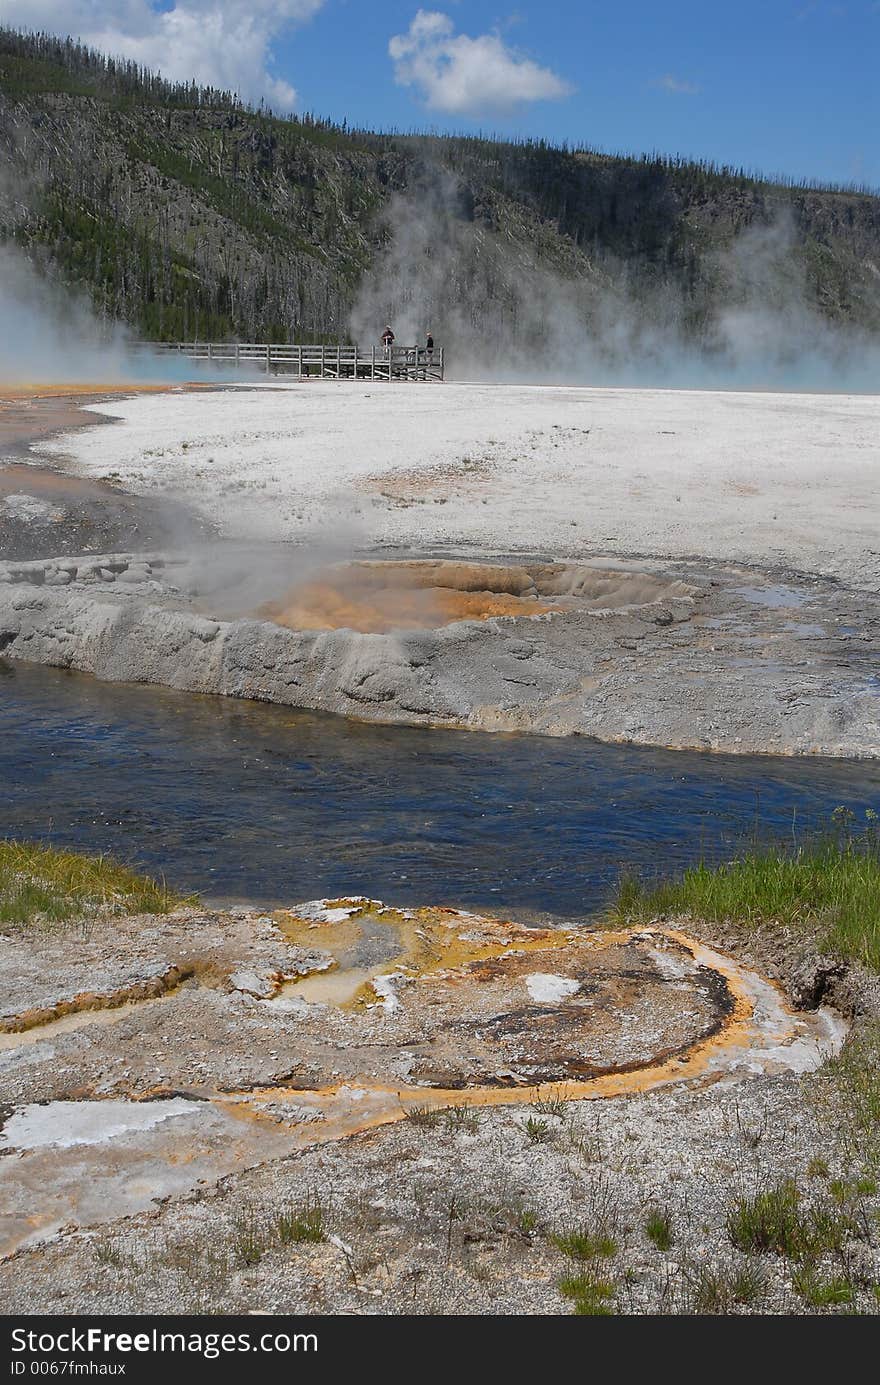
[552,1225,618,1260]
[685,1261,767,1314]
[230,1214,266,1268]
[275,1200,326,1245]
[791,1268,855,1308]
[819,1022,880,1167]
[443,1105,481,1134]
[524,1116,554,1144]
[644,1206,674,1252]
[558,1271,616,1315]
[405,1104,441,1129]
[515,1209,539,1238]
[0,840,187,928]
[726,1180,803,1256]
[613,820,880,969]
[725,1180,852,1262]
[533,1094,568,1120]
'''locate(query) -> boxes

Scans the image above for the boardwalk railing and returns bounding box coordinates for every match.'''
[136,341,445,381]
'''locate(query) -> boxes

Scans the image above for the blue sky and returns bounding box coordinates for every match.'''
[6,1,879,187]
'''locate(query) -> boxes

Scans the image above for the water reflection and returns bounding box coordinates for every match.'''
[2,660,878,920]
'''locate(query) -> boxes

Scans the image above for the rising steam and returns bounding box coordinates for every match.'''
[350,172,880,392]
[0,243,230,386]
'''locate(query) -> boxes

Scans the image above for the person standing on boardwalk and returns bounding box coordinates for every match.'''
[425,330,434,364]
[381,325,394,355]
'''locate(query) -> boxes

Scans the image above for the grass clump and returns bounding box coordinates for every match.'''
[230,1214,267,1268]
[791,1268,855,1308]
[726,1181,803,1256]
[552,1225,618,1260]
[533,1094,568,1120]
[685,1262,766,1314]
[275,1200,325,1245]
[644,1206,673,1251]
[405,1104,441,1129]
[558,1271,616,1316]
[524,1116,554,1144]
[0,840,187,928]
[443,1105,481,1134]
[612,819,880,969]
[726,1180,851,1262]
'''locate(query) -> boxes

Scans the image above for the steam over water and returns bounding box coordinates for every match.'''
[2,661,878,919]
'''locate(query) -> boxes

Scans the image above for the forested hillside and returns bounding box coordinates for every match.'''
[2,27,879,358]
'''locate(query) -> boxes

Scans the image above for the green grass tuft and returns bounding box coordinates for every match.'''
[553,1226,618,1260]
[644,1206,673,1252]
[791,1268,855,1308]
[405,1104,441,1129]
[726,1180,852,1263]
[685,1261,767,1314]
[612,824,880,969]
[275,1200,325,1245]
[0,840,188,928]
[726,1181,803,1256]
[524,1116,554,1144]
[558,1271,616,1315]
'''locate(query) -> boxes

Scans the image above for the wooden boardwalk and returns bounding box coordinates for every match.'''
[138,342,445,381]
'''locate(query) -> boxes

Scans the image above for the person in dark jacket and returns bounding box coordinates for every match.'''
[425,331,434,364]
[381,325,394,354]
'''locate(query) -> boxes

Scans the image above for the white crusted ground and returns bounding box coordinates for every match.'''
[39,381,880,587]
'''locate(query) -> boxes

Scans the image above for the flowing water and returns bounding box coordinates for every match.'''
[2,660,879,920]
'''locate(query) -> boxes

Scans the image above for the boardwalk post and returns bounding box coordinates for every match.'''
[265,343,271,374]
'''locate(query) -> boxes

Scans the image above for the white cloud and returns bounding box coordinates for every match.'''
[0,1,323,109]
[652,73,701,96]
[389,9,573,116]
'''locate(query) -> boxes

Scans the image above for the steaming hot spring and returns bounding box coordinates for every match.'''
[257,559,694,634]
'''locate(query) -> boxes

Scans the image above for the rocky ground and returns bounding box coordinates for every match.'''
[0,896,876,1315]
